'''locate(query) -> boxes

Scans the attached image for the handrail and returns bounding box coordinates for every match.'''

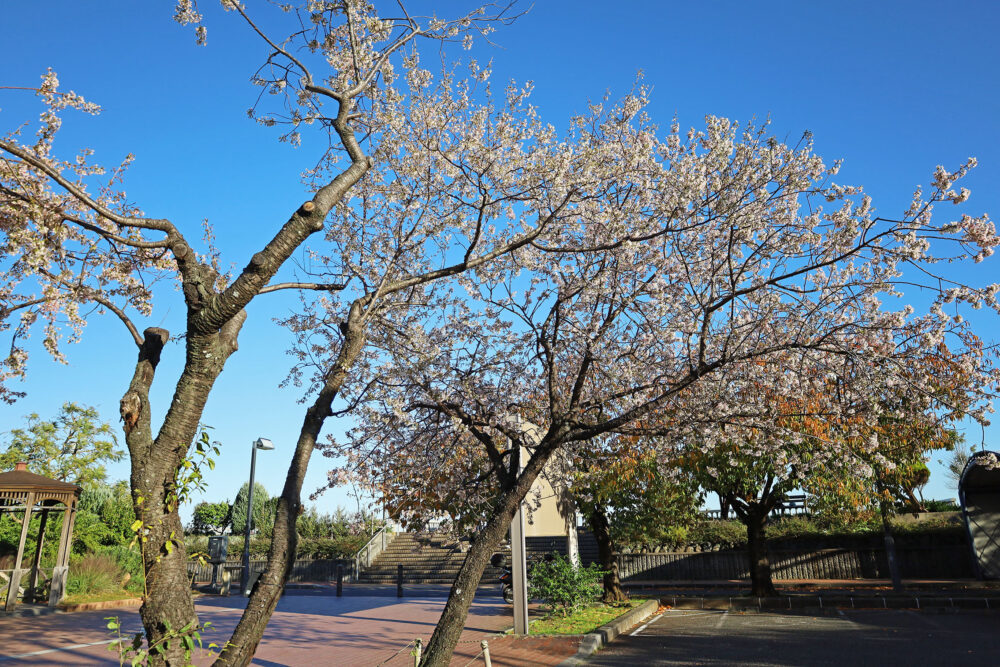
[354,525,392,577]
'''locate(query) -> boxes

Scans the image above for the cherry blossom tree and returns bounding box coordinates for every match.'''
[329,114,1000,663]
[0,0,584,663]
[572,441,701,602]
[1,1,690,663]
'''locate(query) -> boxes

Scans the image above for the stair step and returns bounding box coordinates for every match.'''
[358,532,510,584]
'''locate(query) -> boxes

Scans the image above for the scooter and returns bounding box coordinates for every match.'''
[490,553,515,603]
[499,566,514,604]
[492,552,553,604]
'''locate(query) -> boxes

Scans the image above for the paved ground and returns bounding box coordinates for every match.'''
[585,607,1000,666]
[0,585,578,666]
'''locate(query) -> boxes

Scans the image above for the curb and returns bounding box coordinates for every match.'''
[60,597,144,613]
[556,598,659,666]
[659,595,1000,611]
[3,597,144,618]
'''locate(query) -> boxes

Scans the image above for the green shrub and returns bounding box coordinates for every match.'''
[685,520,747,548]
[297,535,369,559]
[67,553,123,596]
[99,546,144,593]
[923,499,959,513]
[529,553,605,617]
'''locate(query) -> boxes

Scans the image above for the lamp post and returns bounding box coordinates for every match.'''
[241,437,274,596]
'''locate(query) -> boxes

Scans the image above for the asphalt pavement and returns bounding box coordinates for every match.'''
[584,607,1000,666]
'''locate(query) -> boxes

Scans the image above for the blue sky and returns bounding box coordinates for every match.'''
[2,1,998,517]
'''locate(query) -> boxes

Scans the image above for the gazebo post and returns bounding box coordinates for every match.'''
[49,501,75,607]
[4,491,35,612]
[25,507,50,603]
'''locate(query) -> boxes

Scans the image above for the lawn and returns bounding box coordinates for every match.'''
[530,599,643,635]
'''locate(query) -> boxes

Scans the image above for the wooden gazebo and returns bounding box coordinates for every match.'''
[0,462,81,610]
[960,450,1000,579]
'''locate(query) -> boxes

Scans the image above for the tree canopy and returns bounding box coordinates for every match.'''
[2,2,1000,665]
[0,402,122,486]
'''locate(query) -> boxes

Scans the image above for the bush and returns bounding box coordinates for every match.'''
[685,520,747,548]
[297,535,369,559]
[529,553,605,616]
[923,499,960,513]
[67,553,123,596]
[99,546,145,593]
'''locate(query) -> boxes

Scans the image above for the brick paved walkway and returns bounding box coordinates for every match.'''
[0,587,579,666]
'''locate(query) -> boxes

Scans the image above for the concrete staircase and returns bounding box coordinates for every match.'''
[356,532,508,585]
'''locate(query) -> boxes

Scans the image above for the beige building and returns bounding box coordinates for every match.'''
[522,464,569,537]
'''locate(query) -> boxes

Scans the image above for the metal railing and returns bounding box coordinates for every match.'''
[355,525,393,574]
[705,494,810,519]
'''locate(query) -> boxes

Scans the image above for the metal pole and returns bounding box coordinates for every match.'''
[241,443,258,596]
[511,496,529,635]
[397,563,404,598]
[336,564,343,597]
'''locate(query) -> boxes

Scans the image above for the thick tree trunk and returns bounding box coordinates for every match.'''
[216,311,366,666]
[419,444,556,667]
[718,493,731,521]
[590,505,627,603]
[123,321,244,665]
[745,506,777,597]
[879,498,903,592]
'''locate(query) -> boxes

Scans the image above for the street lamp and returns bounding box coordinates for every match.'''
[241,437,274,596]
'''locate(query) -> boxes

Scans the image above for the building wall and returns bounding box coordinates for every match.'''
[522,468,567,537]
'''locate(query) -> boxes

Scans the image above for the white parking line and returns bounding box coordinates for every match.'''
[630,609,723,635]
[630,611,663,636]
[714,610,729,629]
[0,640,115,661]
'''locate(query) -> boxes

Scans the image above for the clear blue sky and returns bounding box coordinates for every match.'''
[2,1,998,517]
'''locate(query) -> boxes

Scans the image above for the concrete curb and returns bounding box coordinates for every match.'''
[659,595,1000,611]
[556,598,659,666]
[2,597,144,618]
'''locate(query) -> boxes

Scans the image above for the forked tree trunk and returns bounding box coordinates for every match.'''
[745,506,777,597]
[123,321,244,665]
[589,505,627,603]
[419,443,556,667]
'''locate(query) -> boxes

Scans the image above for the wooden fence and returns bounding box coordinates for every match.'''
[617,544,973,581]
[185,544,972,585]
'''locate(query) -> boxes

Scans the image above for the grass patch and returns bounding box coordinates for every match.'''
[530,599,642,635]
[58,589,142,607]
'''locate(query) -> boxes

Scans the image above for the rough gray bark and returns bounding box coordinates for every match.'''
[419,443,556,667]
[590,505,627,603]
[736,500,777,598]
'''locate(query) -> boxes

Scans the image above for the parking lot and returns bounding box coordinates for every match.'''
[586,607,1000,666]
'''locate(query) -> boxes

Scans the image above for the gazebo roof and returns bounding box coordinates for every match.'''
[960,450,1000,493]
[0,462,81,503]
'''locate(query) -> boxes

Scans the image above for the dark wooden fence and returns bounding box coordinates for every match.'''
[185,536,973,584]
[527,529,974,581]
[617,544,973,581]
